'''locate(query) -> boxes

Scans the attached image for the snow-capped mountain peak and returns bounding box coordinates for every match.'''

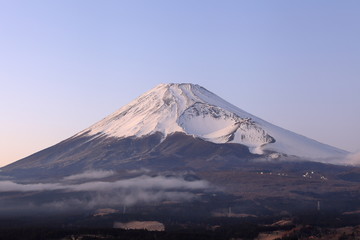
[78,83,347,160]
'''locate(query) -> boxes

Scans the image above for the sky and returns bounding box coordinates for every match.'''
[0,0,359,167]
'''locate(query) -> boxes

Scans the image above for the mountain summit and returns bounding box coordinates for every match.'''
[1,83,347,179]
[78,83,345,159]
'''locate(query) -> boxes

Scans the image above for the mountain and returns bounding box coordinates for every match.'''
[1,83,359,225]
[0,83,347,179]
[76,83,346,158]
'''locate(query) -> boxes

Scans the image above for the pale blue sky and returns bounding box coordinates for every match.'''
[1,1,359,167]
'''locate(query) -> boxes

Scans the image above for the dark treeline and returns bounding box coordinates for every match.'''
[1,210,359,240]
[0,224,295,240]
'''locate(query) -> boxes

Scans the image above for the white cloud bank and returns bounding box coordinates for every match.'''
[0,175,209,193]
[63,170,115,181]
[0,173,211,210]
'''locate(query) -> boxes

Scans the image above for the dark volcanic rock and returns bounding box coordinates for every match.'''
[1,132,255,180]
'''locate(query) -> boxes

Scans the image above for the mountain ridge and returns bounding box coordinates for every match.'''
[75,83,347,159]
[0,83,348,179]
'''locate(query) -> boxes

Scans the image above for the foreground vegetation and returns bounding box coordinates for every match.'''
[0,210,359,240]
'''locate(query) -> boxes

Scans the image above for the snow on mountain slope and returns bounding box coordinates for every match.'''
[77,83,347,160]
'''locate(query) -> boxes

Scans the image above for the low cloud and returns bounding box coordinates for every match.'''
[344,152,360,166]
[63,170,115,181]
[42,190,196,210]
[126,168,151,174]
[0,174,211,211]
[0,175,209,193]
[67,175,209,192]
[0,181,63,192]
